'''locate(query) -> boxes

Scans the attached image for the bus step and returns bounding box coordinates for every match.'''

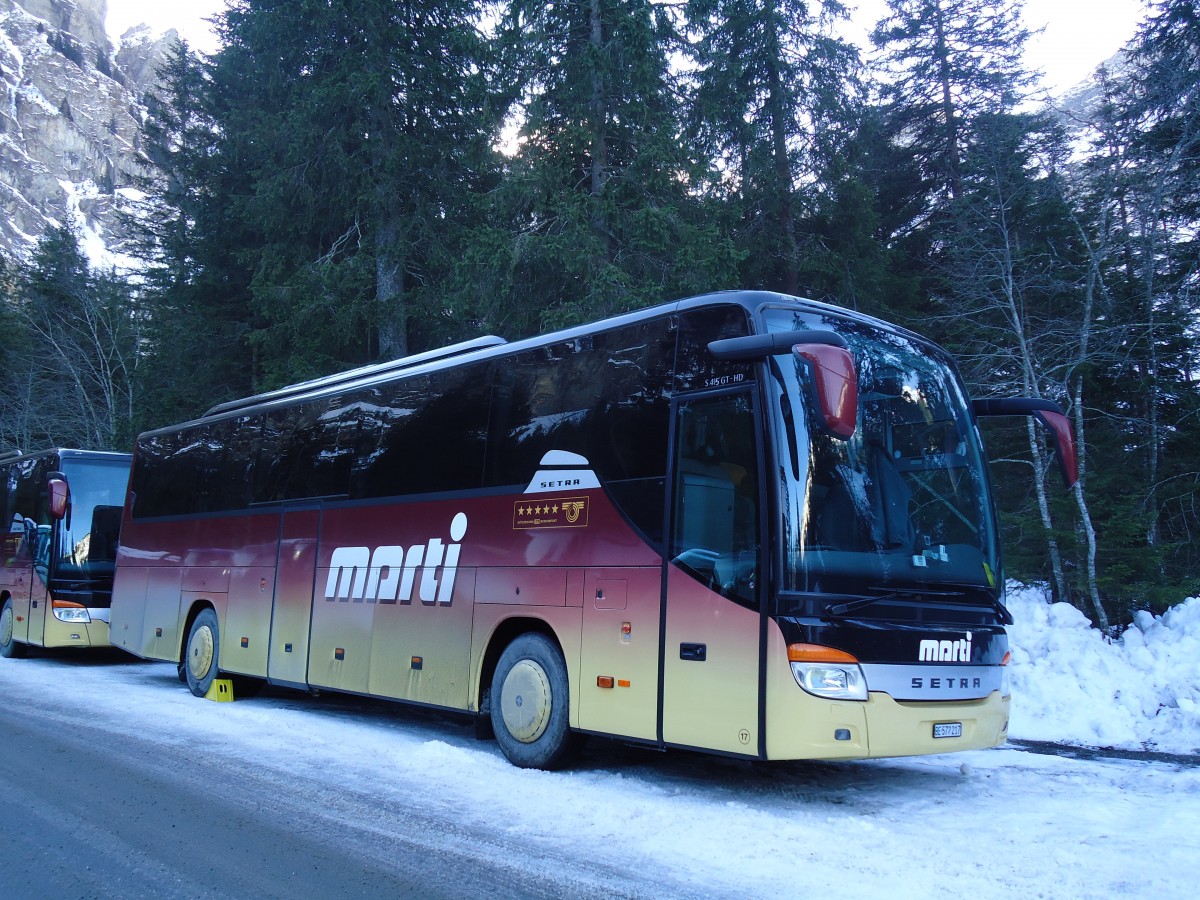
[205,679,235,703]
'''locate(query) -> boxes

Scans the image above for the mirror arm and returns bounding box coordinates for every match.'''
[707,330,846,360]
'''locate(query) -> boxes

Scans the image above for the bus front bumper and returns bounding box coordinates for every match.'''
[41,611,111,649]
[765,690,1010,760]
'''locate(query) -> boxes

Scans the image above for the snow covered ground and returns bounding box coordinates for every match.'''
[2,583,1198,897]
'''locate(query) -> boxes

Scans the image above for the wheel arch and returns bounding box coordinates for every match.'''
[178,598,218,665]
[1,592,29,658]
[476,615,564,713]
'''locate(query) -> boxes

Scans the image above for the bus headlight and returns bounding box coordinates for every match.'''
[788,643,868,701]
[52,600,91,623]
[1000,650,1012,698]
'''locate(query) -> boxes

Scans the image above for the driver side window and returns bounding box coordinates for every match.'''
[670,392,760,607]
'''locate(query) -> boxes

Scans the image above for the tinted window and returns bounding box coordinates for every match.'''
[55,457,129,583]
[213,417,261,509]
[13,456,52,527]
[352,363,492,499]
[132,431,195,518]
[3,456,53,566]
[130,312,694,522]
[671,392,760,608]
[487,319,675,488]
[485,318,675,545]
[674,306,754,393]
[254,398,356,503]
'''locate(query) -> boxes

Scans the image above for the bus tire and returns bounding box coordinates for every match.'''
[183,608,220,698]
[1,598,28,658]
[490,633,578,769]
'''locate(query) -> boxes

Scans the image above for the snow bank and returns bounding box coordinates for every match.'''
[1006,583,1200,754]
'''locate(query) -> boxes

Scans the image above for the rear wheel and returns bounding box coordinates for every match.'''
[489,633,579,769]
[1,598,28,659]
[183,608,220,698]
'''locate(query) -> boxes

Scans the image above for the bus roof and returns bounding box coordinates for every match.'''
[202,334,510,418]
[142,290,925,439]
[0,448,131,466]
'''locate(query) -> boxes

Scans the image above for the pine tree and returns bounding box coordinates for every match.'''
[871,0,1035,207]
[683,0,863,296]
[478,0,738,333]
[131,39,259,426]
[210,0,498,382]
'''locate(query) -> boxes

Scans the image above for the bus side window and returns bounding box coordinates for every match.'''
[671,393,759,607]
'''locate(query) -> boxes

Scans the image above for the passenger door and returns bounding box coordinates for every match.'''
[3,527,34,644]
[660,390,765,756]
[25,521,50,644]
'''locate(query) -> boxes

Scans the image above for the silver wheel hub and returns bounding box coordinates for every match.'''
[1,605,12,646]
[499,659,552,743]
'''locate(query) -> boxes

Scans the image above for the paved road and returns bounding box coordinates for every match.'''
[0,688,628,899]
[7,650,1195,900]
[1007,737,1200,767]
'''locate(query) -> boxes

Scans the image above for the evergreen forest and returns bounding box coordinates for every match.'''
[1,0,1197,625]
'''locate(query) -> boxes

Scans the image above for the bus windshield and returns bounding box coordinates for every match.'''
[763,308,1000,598]
[53,458,128,585]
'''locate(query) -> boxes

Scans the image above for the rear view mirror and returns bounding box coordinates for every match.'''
[47,474,71,522]
[972,398,1079,488]
[791,343,858,439]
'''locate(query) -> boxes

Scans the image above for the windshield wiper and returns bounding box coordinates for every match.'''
[824,585,1013,625]
[824,591,905,617]
[824,586,968,618]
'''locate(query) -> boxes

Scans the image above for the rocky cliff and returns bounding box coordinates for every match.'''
[1,0,177,268]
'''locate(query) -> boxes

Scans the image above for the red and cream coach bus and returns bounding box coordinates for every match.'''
[1,449,131,657]
[108,291,1075,768]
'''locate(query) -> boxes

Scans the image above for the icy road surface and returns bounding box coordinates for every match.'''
[1,650,1196,899]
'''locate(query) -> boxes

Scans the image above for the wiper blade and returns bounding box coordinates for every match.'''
[823,586,968,618]
[929,581,1015,626]
[824,591,907,617]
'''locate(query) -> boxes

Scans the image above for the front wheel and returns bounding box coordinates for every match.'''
[1,598,28,659]
[183,608,220,697]
[489,633,579,769]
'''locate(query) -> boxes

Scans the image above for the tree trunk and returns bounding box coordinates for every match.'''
[589,0,607,202]
[932,1,961,199]
[1072,253,1110,630]
[375,215,407,360]
[764,6,798,294]
[1073,374,1109,631]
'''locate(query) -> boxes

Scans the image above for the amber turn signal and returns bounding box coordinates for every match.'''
[787,642,859,664]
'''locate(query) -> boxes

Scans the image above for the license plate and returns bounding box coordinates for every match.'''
[933,722,963,739]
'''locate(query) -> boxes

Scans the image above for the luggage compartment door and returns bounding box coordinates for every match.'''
[267,508,320,687]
